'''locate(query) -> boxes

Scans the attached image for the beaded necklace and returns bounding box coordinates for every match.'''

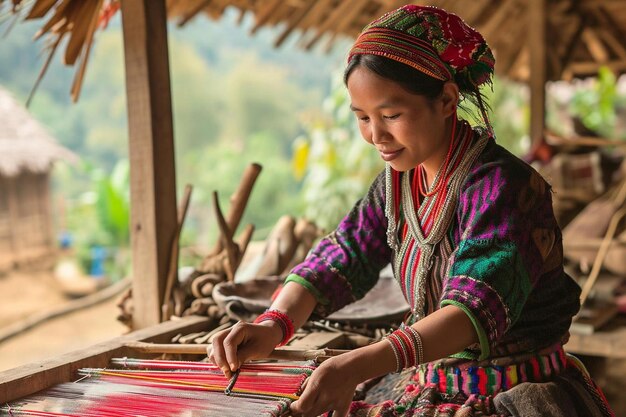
[385,120,490,321]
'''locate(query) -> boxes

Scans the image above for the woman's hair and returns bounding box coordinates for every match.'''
[344,54,444,101]
[344,54,492,128]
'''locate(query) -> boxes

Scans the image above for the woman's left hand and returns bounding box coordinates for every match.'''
[290,355,360,417]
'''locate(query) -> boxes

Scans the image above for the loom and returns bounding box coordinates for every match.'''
[1,358,316,416]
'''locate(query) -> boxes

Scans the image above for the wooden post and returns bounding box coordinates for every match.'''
[529,0,547,148]
[121,0,178,329]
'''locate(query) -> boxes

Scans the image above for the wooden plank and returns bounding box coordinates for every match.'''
[528,0,547,148]
[566,315,626,359]
[121,0,179,329]
[288,331,346,350]
[0,316,211,404]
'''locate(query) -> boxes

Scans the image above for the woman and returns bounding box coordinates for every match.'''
[209,5,614,417]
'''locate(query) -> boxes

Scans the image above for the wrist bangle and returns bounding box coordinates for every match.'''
[385,337,402,373]
[253,309,295,347]
[405,326,424,365]
[385,326,425,371]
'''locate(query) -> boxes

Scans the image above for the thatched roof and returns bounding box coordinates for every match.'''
[2,0,626,101]
[170,0,626,82]
[0,86,77,177]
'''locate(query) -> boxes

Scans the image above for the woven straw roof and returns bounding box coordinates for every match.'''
[0,86,77,177]
[2,0,626,101]
[170,0,626,81]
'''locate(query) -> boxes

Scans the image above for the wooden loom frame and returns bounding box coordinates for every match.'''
[0,315,351,405]
[0,315,211,404]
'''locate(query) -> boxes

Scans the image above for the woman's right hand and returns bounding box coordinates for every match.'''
[207,320,283,378]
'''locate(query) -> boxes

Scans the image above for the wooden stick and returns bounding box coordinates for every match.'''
[124,341,349,363]
[580,206,626,306]
[564,235,626,250]
[161,184,193,322]
[210,163,262,256]
[212,191,238,281]
[545,131,626,148]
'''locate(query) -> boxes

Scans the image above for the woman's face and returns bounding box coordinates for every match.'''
[346,66,457,175]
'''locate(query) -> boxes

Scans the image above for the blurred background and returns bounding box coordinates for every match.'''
[1,2,626,413]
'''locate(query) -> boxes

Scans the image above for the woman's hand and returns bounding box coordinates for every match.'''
[207,320,283,378]
[290,355,360,417]
[208,282,318,378]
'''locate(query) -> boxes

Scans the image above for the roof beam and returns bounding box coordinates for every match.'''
[593,6,626,60]
[529,0,547,148]
[555,14,586,78]
[250,0,282,34]
[304,0,365,50]
[274,0,317,47]
[564,60,626,79]
[481,0,520,43]
[581,27,610,63]
[323,0,369,51]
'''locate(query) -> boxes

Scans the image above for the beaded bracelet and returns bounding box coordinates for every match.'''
[385,326,425,372]
[405,325,424,365]
[253,309,295,347]
[385,336,402,373]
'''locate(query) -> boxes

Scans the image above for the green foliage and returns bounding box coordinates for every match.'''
[457,76,529,155]
[60,159,130,280]
[0,8,557,263]
[292,73,383,231]
[93,160,130,246]
[570,67,624,139]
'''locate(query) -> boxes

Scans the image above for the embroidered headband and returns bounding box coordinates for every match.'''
[348,5,495,92]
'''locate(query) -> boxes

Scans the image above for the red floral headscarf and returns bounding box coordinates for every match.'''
[348,5,495,92]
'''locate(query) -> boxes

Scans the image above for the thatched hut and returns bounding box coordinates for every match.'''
[0,86,76,270]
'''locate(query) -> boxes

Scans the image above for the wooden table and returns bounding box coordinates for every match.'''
[566,315,626,359]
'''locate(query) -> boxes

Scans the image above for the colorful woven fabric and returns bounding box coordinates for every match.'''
[416,344,568,397]
[344,351,615,417]
[348,5,495,91]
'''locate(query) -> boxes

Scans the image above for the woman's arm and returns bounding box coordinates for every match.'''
[340,304,478,383]
[269,281,318,329]
[291,304,477,417]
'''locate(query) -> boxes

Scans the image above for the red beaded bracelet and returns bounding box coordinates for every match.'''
[253,309,295,347]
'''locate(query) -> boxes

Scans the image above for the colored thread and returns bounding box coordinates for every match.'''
[3,359,314,417]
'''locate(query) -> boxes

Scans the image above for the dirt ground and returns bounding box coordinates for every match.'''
[0,264,624,414]
[0,263,127,371]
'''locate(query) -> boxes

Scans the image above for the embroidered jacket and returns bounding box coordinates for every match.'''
[286,129,580,360]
